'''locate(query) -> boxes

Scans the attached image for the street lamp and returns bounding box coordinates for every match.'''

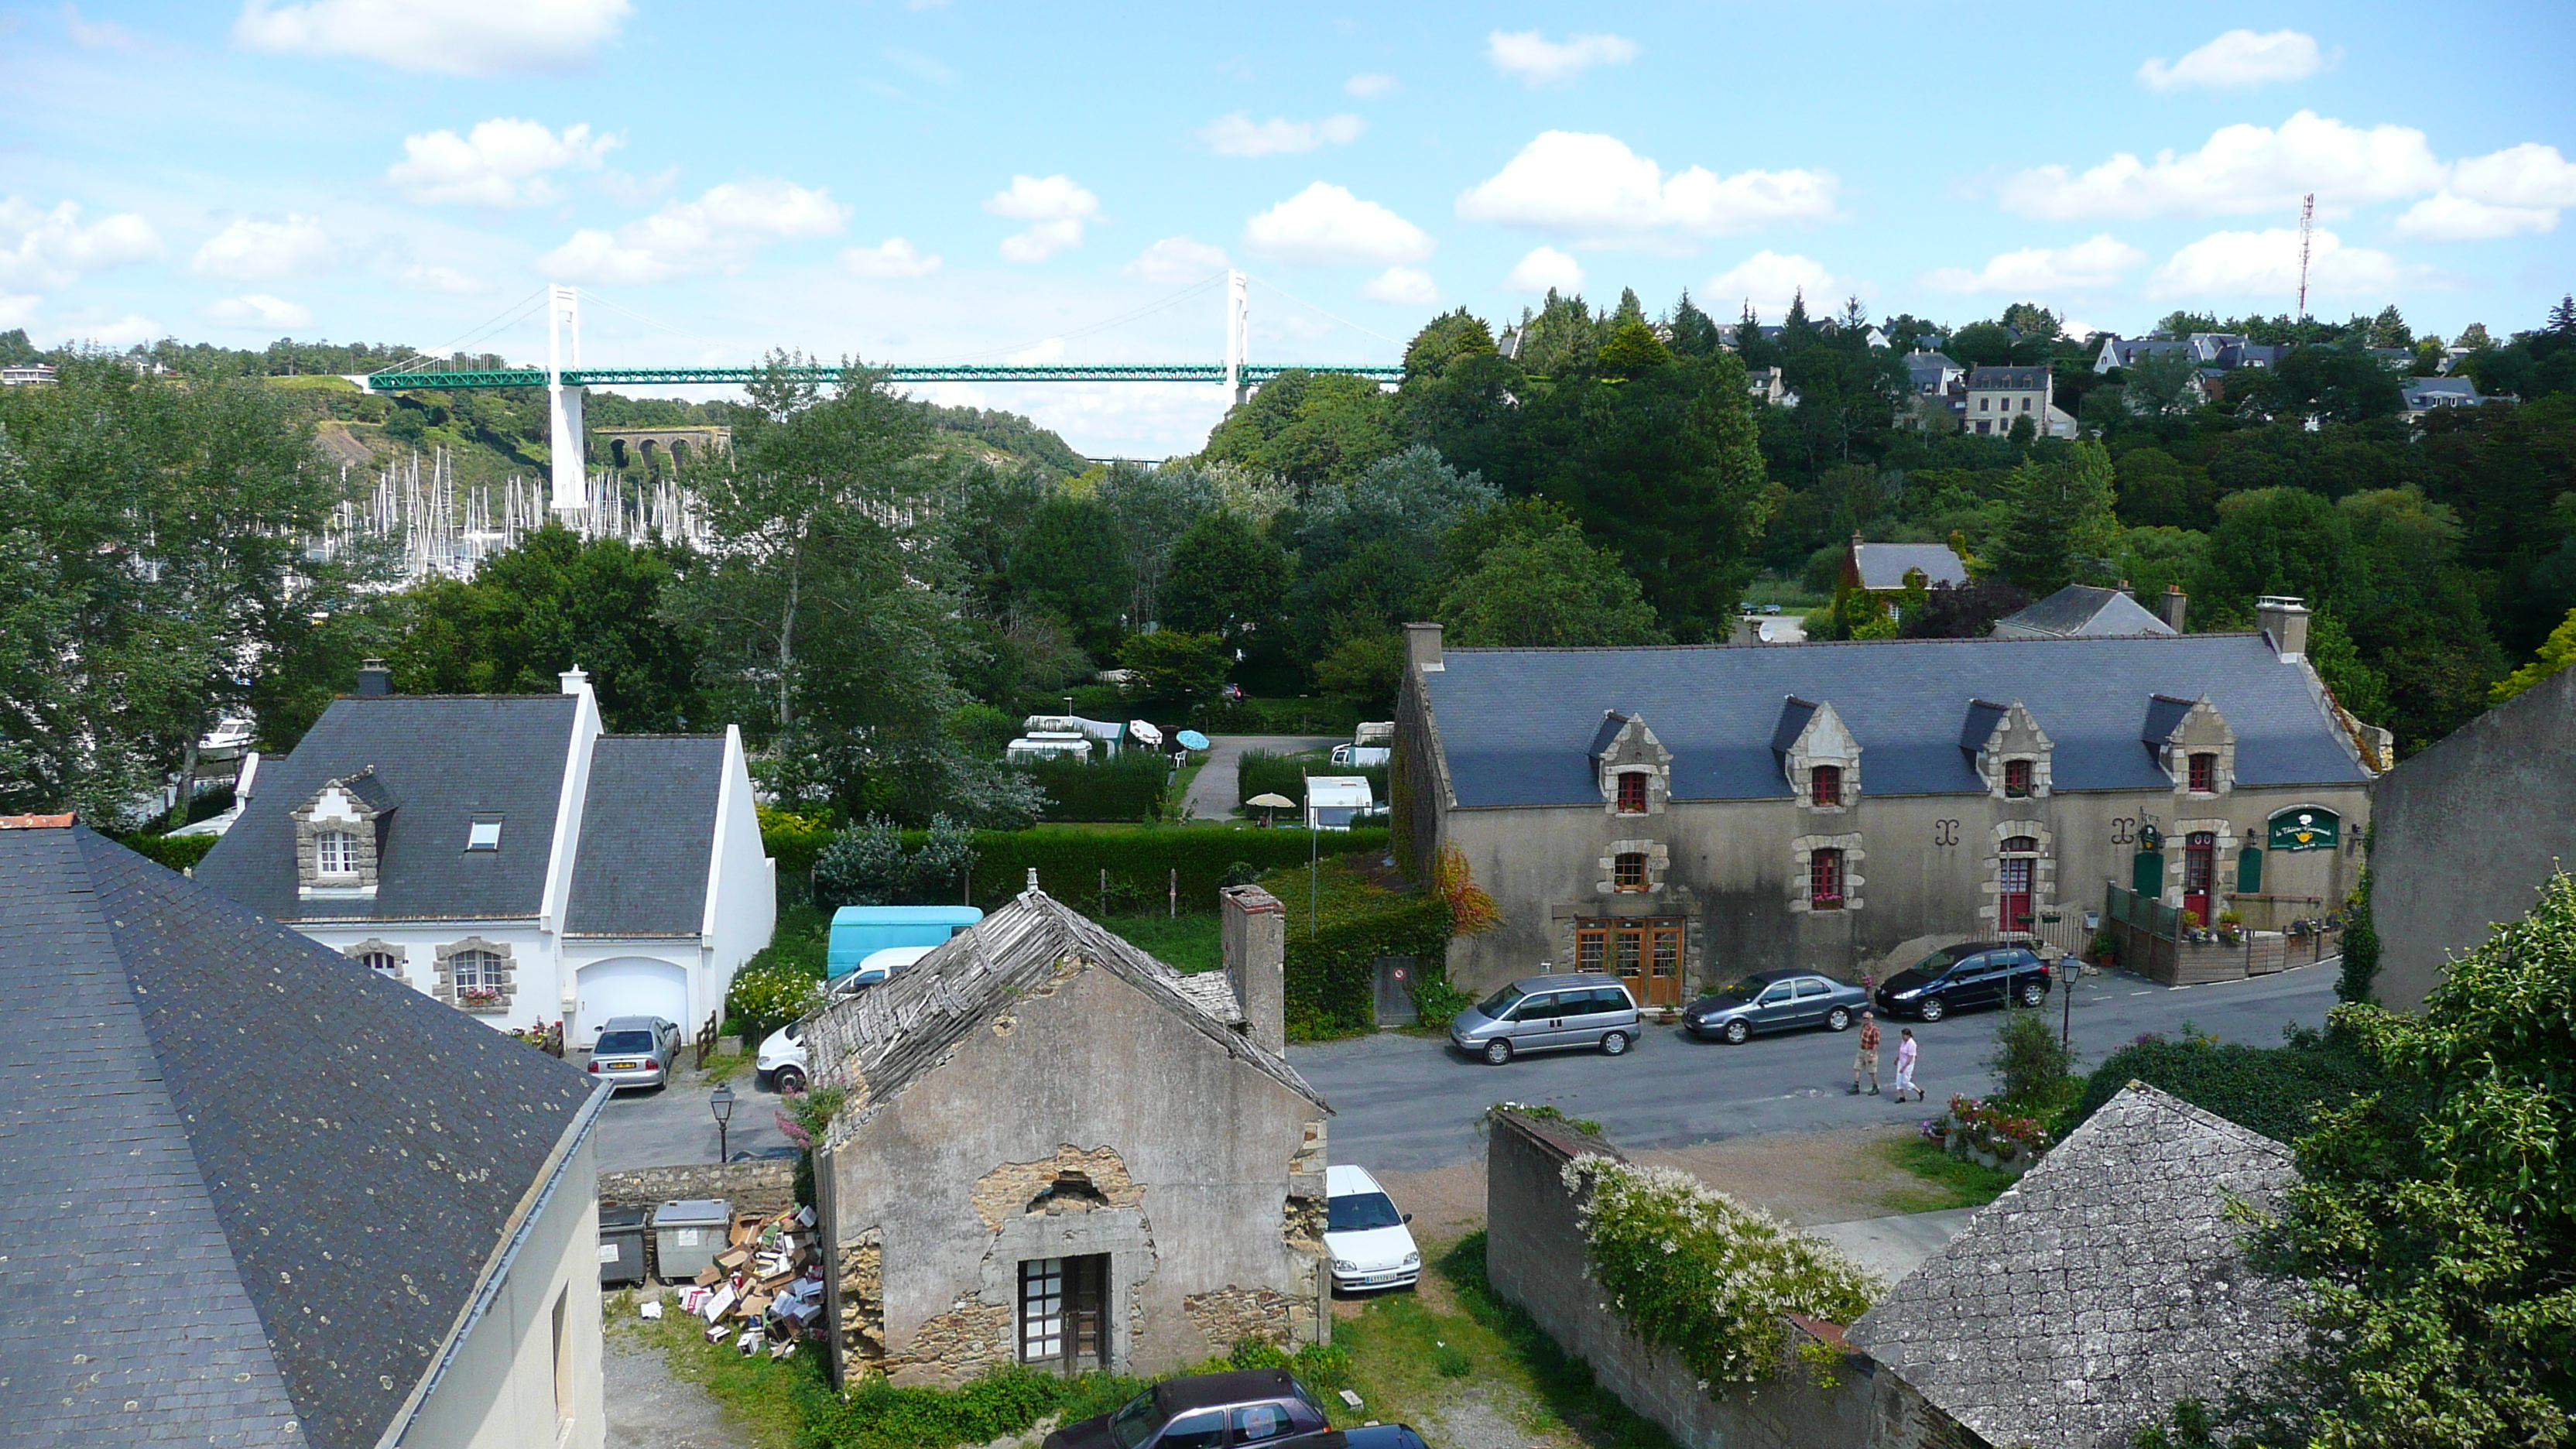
[710,1082,736,1163]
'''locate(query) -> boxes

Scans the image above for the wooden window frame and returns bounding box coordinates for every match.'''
[1808,848,1845,909]
[1615,772,1649,814]
[450,948,502,992]
[315,828,360,878]
[1810,764,1842,807]
[1612,852,1648,892]
[2188,752,2218,793]
[2002,759,2033,799]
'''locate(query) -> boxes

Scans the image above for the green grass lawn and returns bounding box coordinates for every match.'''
[1875,1137,2021,1212]
[1100,912,1223,972]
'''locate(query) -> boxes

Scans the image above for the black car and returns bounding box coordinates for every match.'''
[1047,1369,1378,1449]
[1681,969,1871,1043]
[1873,943,2051,1022]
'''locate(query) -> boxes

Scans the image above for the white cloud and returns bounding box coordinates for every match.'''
[0,293,39,328]
[1124,235,1230,284]
[204,293,313,329]
[985,174,1100,262]
[385,118,618,207]
[1927,234,2147,293]
[1197,112,1365,158]
[64,5,141,49]
[1242,182,1434,265]
[1344,73,1396,98]
[539,179,846,284]
[1485,29,1636,87]
[2393,192,2556,241]
[2146,227,2400,299]
[1703,252,1842,313]
[1998,111,2446,220]
[840,238,942,278]
[189,214,334,280]
[0,198,163,287]
[2138,29,2331,92]
[2396,141,2576,238]
[399,264,492,294]
[1457,132,1838,245]
[232,0,630,76]
[69,313,164,347]
[1505,246,1584,292]
[1361,265,1438,306]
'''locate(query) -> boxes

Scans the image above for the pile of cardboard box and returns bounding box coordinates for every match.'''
[672,1204,826,1360]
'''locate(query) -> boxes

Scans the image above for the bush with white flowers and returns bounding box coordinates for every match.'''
[1564,1157,1881,1388]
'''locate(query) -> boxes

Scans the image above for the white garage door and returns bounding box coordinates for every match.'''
[576,957,690,1049]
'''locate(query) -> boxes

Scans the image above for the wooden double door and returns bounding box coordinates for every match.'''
[1575,918,1685,1007]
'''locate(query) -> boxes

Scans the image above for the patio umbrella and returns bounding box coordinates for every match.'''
[1245,791,1295,827]
[1177,729,1211,750]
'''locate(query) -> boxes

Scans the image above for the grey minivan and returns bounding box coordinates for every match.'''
[1447,972,1643,1065]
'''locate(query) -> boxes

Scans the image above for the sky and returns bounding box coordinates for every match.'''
[4,2,2572,456]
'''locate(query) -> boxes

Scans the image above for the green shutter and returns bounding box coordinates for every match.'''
[2132,850,2164,897]
[2237,846,2264,893]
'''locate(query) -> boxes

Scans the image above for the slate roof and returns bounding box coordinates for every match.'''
[197,695,579,923]
[565,735,724,937]
[0,820,600,1449]
[807,884,1326,1147]
[1419,633,2372,808]
[1848,1084,2300,1449]
[1851,542,1971,590]
[1968,365,2050,391]
[1992,584,2179,640]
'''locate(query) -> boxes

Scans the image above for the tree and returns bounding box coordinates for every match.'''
[1435,511,1667,647]
[2121,347,2203,420]
[1402,308,1498,382]
[1288,445,1498,661]
[1011,495,1130,659]
[1664,290,1724,358]
[1986,442,2118,595]
[1094,461,1218,627]
[2490,605,2576,703]
[1116,629,1228,710]
[1160,510,1289,651]
[1314,630,1405,709]
[1900,579,2032,639]
[1595,319,1673,379]
[1999,302,2062,342]
[1200,368,1401,491]
[2307,607,2391,722]
[2114,447,2215,528]
[2456,321,2494,350]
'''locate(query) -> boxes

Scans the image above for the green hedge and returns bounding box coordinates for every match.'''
[1236,751,1388,812]
[1199,697,1368,735]
[114,833,218,872]
[968,827,1386,916]
[1020,752,1172,823]
[2059,1023,2376,1145]
[1262,855,1451,1040]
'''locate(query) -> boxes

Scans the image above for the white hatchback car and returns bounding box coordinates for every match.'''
[1322,1164,1420,1293]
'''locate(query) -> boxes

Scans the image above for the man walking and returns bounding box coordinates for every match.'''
[1893,1026,1921,1102]
[1852,1011,1881,1095]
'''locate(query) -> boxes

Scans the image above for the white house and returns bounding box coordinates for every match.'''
[196,664,776,1048]
[1965,365,2079,438]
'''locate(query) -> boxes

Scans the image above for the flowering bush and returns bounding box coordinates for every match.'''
[1944,1094,2050,1159]
[458,986,505,1008]
[1564,1157,1879,1389]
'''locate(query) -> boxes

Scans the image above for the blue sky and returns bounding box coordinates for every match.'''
[4,2,2571,454]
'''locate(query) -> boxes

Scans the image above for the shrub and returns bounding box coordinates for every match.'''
[1564,1156,1879,1388]
[1410,972,1475,1030]
[1237,751,1387,813]
[967,827,1386,914]
[2060,1021,2376,1145]
[1984,1007,2077,1112]
[814,817,911,912]
[1262,855,1453,1039]
[726,957,825,1047]
[114,832,217,873]
[759,806,836,903]
[2337,868,2380,1003]
[1018,752,1170,823]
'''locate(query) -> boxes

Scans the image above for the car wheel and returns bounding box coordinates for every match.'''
[2019,979,2047,1008]
[1918,996,1947,1023]
[1482,1039,1513,1066]
[1824,1006,1852,1032]
[772,1065,807,1094]
[1723,1019,1751,1045]
[1600,1031,1631,1056]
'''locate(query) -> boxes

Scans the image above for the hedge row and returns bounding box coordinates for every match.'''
[1199,697,1368,735]
[2058,1022,2377,1144]
[115,833,218,873]
[1236,752,1388,812]
[1262,855,1453,1040]
[971,827,1388,916]
[1021,752,1173,823]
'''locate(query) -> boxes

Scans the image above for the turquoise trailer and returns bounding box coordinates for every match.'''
[827,906,984,980]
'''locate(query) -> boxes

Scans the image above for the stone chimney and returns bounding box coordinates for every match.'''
[2256,596,2310,662]
[1221,884,1288,1057]
[2160,585,2188,633]
[559,664,591,695]
[356,659,391,697]
[1403,621,1444,673]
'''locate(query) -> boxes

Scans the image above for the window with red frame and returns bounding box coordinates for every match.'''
[1613,852,1647,892]
[2189,752,2218,793]
[1810,764,1842,807]
[1615,772,1648,814]
[2004,759,2033,797]
[1808,848,1845,909]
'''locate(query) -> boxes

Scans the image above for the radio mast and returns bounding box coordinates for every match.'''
[2295,194,2315,319]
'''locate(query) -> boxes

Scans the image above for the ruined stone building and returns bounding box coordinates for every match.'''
[805,880,1330,1386]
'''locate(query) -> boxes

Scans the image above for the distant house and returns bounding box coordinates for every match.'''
[2095,336,2194,374]
[2399,375,2487,421]
[1843,536,1971,594]
[194,663,774,1047]
[1965,364,2078,437]
[1899,351,1968,431]
[1746,365,1797,406]
[810,882,1331,1386]
[0,361,57,385]
[1848,1084,2300,1449]
[0,815,608,1449]
[1992,584,2184,639]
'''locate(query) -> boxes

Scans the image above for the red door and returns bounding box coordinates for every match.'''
[2183,831,2216,927]
[1998,855,2033,934]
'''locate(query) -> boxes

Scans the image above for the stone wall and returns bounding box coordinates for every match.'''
[1485,1111,1973,1449]
[599,1160,796,1217]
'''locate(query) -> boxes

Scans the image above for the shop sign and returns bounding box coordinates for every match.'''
[2269,808,2340,852]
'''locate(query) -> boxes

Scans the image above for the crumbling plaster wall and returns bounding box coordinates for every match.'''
[824,961,1327,1386]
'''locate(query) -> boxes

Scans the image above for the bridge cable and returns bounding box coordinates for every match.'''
[910,275,1225,366]
[366,286,550,376]
[1244,273,1404,348]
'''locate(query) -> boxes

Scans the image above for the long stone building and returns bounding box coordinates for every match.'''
[1394,598,2382,999]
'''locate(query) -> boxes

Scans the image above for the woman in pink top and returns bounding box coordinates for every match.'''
[1893,1027,1921,1103]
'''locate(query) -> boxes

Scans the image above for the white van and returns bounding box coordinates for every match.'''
[1305,776,1375,831]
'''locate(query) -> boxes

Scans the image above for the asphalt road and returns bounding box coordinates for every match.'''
[1291,958,2342,1171]
[590,1059,794,1172]
[1182,735,1342,820]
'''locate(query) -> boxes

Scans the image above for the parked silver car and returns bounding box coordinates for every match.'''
[586,1016,682,1091]
[1447,972,1642,1065]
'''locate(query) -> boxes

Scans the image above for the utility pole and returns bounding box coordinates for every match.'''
[2295,194,2316,320]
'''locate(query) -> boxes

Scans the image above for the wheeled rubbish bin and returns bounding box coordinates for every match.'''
[598,1205,650,1287]
[651,1199,732,1283]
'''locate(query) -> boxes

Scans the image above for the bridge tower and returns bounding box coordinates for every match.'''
[1225,269,1249,406]
[546,284,586,511]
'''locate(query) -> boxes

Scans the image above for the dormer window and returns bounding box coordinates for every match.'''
[466,818,502,851]
[1615,773,1648,814]
[2188,753,2217,793]
[315,829,361,878]
[2004,760,2033,798]
[1810,765,1842,807]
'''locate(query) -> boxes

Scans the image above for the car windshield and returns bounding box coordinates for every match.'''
[1108,1391,1160,1449]
[1475,985,1526,1018]
[1329,1191,1405,1232]
[1715,976,1769,999]
[1905,950,1964,976]
[595,1030,655,1054]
